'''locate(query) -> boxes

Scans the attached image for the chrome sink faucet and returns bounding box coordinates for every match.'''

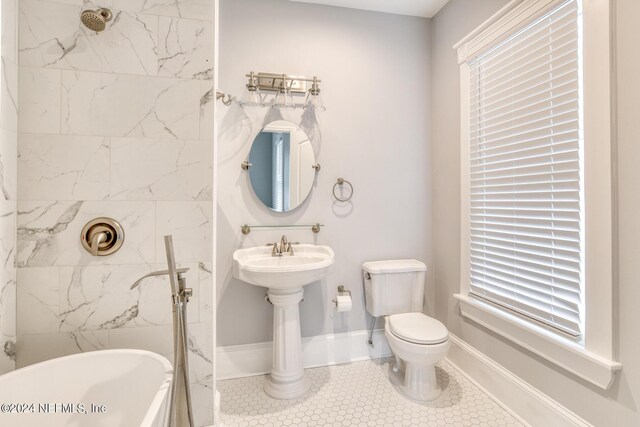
[279,235,288,254]
[267,235,300,256]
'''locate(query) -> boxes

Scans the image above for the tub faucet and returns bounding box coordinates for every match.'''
[130,267,190,290]
[130,237,195,427]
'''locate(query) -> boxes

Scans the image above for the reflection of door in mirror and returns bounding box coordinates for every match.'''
[289,133,313,208]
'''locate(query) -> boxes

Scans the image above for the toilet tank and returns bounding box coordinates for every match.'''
[362,260,427,317]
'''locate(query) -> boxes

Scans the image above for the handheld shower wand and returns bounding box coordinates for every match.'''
[131,236,195,427]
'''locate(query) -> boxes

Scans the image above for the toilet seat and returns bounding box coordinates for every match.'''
[388,313,448,345]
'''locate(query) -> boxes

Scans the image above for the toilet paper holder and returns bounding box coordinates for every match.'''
[332,285,351,305]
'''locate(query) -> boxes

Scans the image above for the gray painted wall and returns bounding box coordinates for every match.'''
[217,0,432,346]
[431,0,640,424]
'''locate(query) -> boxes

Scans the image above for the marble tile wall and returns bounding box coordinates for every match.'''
[15,0,214,424]
[0,0,19,374]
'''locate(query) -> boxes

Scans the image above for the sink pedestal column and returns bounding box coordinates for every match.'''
[264,287,310,399]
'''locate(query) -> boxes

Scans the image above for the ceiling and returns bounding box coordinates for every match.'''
[289,0,451,18]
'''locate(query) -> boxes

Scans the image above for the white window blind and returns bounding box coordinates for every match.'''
[467,0,583,337]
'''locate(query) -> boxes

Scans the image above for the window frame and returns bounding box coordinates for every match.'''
[454,0,621,389]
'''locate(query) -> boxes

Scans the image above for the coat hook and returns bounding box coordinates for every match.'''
[216,90,232,106]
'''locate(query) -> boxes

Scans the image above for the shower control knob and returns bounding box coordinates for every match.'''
[81,217,124,256]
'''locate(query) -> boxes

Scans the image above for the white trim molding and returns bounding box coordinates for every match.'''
[446,333,593,427]
[454,0,563,64]
[217,329,392,380]
[455,0,620,389]
[455,294,621,389]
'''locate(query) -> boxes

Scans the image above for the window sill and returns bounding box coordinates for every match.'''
[454,293,621,389]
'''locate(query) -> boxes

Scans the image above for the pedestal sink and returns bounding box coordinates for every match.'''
[233,244,334,399]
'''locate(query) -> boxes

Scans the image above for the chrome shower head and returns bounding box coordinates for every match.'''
[80,8,113,33]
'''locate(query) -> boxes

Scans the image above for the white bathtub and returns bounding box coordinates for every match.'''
[0,349,173,427]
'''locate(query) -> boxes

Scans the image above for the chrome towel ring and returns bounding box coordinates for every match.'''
[333,178,353,202]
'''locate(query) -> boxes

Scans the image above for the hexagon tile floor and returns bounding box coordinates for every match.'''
[218,358,524,426]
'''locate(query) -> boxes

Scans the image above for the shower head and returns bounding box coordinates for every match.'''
[80,8,113,33]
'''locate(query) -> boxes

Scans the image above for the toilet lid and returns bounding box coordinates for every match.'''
[389,313,448,345]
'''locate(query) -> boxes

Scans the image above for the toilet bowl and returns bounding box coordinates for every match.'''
[384,313,449,401]
[362,259,450,402]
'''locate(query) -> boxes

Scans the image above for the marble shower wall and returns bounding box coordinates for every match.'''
[16,0,214,424]
[0,0,19,374]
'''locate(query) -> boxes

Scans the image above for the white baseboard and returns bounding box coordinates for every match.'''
[445,333,592,427]
[217,329,392,380]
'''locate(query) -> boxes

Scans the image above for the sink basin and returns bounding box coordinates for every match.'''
[233,244,334,289]
[232,243,335,400]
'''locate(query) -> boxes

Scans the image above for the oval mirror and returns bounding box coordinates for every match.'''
[247,120,316,212]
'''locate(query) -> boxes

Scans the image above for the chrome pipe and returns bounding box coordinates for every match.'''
[171,295,194,427]
[169,303,179,426]
[178,297,194,425]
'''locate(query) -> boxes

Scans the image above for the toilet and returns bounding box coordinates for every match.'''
[363,260,449,402]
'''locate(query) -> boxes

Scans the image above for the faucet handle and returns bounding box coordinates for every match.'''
[89,229,109,256]
[267,242,280,256]
[286,242,300,255]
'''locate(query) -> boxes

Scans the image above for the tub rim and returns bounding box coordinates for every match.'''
[0,349,173,427]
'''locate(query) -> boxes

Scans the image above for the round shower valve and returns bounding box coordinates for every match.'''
[81,217,124,256]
